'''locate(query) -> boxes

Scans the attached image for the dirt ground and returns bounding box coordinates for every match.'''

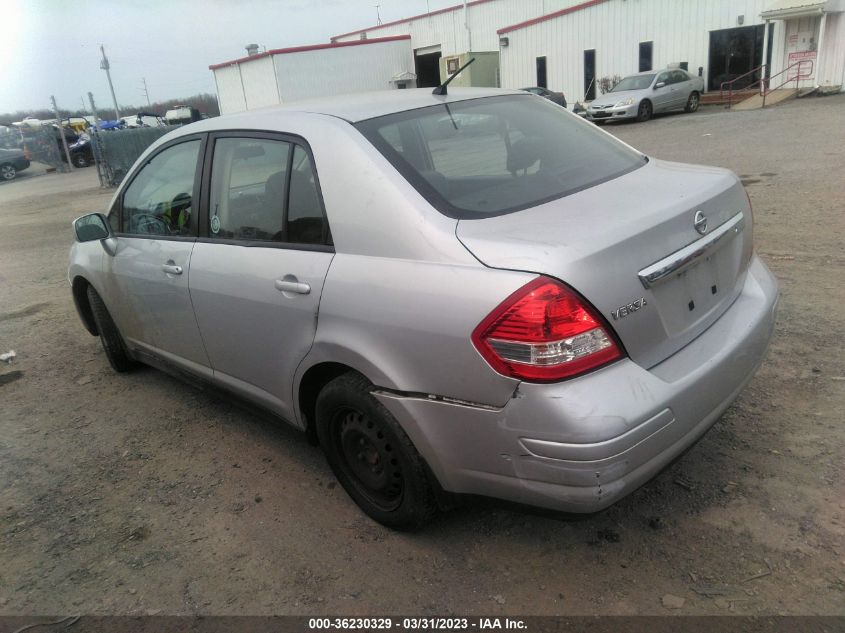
[1,95,843,617]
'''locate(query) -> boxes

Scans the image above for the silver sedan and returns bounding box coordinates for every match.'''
[69,88,777,528]
[587,69,705,123]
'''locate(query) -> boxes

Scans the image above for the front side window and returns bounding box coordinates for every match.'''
[208,137,329,245]
[121,139,200,236]
[356,95,646,218]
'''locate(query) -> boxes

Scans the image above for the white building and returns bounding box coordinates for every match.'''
[210,36,415,114]
[210,0,845,112]
[331,0,587,87]
[498,0,845,102]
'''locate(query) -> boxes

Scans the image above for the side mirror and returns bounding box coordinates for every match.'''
[654,82,666,89]
[73,213,117,255]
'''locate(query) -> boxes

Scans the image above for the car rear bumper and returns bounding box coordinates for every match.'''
[374,255,778,512]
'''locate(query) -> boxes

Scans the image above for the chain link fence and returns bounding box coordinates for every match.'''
[92,125,175,187]
[1,126,64,169]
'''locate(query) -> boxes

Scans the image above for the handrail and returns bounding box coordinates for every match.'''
[720,64,765,107]
[762,59,814,107]
[719,59,815,109]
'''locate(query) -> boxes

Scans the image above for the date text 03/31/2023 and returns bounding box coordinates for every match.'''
[307,617,528,630]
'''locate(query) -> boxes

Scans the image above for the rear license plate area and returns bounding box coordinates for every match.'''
[651,249,743,336]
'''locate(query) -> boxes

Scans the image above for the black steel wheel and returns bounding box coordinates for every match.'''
[636,99,653,122]
[86,285,136,372]
[336,407,404,511]
[73,153,90,168]
[315,372,437,529]
[685,91,700,113]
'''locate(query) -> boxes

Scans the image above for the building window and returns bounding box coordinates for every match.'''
[639,41,653,72]
[584,49,596,100]
[536,56,547,89]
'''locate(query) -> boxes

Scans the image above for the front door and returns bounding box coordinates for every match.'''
[782,16,820,89]
[188,134,334,422]
[100,136,210,372]
[651,70,675,111]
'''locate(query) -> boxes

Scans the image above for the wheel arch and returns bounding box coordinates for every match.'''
[71,276,99,336]
[297,361,363,445]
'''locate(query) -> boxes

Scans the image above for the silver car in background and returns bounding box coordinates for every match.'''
[69,88,777,528]
[587,69,705,123]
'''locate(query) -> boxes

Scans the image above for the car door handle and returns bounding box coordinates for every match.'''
[162,263,183,275]
[275,279,311,295]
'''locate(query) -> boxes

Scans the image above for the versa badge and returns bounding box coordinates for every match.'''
[611,297,647,320]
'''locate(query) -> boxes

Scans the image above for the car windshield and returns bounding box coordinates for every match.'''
[355,95,646,218]
[611,75,655,91]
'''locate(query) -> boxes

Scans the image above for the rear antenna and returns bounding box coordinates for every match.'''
[433,57,475,96]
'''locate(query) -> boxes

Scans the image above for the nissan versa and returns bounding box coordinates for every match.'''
[68,88,778,528]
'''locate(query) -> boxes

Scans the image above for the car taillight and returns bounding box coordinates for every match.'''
[472,277,623,382]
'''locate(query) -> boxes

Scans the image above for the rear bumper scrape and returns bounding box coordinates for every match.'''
[374,255,779,513]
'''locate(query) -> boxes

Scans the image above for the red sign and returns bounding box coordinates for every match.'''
[787,50,816,80]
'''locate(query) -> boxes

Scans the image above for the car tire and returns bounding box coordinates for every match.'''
[1,164,16,181]
[636,100,653,122]
[86,285,136,372]
[315,372,438,529]
[685,91,700,113]
[73,154,89,168]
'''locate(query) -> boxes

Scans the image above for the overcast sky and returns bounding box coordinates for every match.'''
[1,0,456,115]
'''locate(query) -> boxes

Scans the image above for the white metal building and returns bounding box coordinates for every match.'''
[331,0,589,87]
[210,0,845,112]
[498,0,845,102]
[331,0,845,98]
[210,36,415,114]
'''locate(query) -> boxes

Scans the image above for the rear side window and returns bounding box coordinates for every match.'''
[671,70,690,83]
[208,137,330,245]
[356,95,646,218]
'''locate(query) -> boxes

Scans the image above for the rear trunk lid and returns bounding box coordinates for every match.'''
[456,158,753,369]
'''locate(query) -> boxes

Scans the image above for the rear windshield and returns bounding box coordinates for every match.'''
[355,95,646,218]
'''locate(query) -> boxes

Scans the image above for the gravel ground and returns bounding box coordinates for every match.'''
[0,95,843,616]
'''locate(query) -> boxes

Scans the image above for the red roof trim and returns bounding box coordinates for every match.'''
[209,34,411,70]
[330,0,495,42]
[497,0,610,34]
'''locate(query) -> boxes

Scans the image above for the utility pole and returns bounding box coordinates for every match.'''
[375,4,382,25]
[88,91,105,187]
[51,95,73,172]
[141,77,151,106]
[99,44,121,120]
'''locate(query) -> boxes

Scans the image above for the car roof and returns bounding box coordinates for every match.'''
[192,87,527,129]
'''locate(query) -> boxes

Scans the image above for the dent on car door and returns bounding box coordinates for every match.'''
[188,134,334,422]
[99,136,211,372]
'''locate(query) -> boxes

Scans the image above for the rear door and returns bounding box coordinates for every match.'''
[100,135,211,372]
[188,133,334,421]
[670,70,692,108]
